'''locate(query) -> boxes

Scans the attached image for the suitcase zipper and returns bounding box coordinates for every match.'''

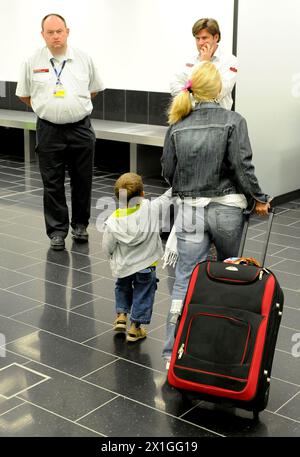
[177,343,185,359]
[259,268,270,280]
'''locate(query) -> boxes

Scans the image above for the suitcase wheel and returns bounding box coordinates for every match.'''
[253,385,270,419]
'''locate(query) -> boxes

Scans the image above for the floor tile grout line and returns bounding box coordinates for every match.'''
[178,401,203,419]
[0,187,44,199]
[0,401,27,418]
[275,390,300,414]
[12,398,107,436]
[2,349,218,434]
[16,261,101,283]
[5,277,46,291]
[271,268,300,277]
[5,275,98,300]
[3,348,118,388]
[282,285,300,292]
[76,389,225,437]
[81,358,120,379]
[271,376,300,388]
[4,326,131,362]
[275,347,295,356]
[1,160,300,435]
[266,259,287,269]
[75,396,119,423]
[280,324,300,332]
[270,410,300,425]
[284,305,300,311]
[2,329,40,348]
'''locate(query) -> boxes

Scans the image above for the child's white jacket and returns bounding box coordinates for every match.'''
[102,189,172,278]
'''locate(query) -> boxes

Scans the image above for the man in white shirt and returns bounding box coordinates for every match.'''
[170,18,237,110]
[16,13,105,250]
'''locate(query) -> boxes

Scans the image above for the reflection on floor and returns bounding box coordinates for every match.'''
[0,157,299,437]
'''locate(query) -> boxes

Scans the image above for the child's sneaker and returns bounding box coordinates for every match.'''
[126,323,147,342]
[113,313,127,332]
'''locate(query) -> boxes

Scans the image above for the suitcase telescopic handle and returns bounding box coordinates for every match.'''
[238,208,275,268]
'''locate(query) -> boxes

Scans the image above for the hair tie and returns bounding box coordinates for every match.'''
[182,80,193,93]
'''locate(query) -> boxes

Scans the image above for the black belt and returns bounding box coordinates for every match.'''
[38,116,89,127]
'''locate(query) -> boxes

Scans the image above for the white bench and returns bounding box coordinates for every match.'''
[0,109,168,173]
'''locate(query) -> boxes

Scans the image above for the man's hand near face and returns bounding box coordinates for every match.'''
[199,43,216,61]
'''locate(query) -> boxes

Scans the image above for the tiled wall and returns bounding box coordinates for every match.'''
[0,81,171,126]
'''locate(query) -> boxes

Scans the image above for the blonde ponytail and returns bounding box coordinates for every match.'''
[168,62,222,125]
[168,90,193,125]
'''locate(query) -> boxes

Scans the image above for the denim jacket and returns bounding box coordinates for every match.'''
[161,103,269,207]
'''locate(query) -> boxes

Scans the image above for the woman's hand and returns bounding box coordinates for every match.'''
[254,201,270,216]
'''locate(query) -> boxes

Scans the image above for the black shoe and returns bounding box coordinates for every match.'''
[50,235,65,251]
[71,225,89,243]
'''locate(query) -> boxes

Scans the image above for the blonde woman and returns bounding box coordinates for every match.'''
[161,61,270,366]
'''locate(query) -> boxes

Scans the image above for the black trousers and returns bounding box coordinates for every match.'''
[36,116,95,239]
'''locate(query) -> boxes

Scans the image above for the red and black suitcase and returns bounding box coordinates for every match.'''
[167,210,284,418]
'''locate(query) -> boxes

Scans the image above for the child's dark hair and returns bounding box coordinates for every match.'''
[114,172,144,203]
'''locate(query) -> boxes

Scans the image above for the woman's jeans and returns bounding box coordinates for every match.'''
[162,203,244,360]
[115,267,157,325]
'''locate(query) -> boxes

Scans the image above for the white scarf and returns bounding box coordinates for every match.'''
[161,225,178,269]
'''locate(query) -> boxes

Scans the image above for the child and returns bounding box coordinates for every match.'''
[102,172,172,342]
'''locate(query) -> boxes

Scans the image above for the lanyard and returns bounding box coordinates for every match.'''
[50,58,66,84]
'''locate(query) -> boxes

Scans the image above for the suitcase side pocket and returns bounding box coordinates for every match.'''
[173,305,263,392]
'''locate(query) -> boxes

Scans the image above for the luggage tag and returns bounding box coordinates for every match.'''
[50,59,67,98]
[53,82,66,98]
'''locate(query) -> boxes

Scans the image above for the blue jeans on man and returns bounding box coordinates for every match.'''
[115,267,157,324]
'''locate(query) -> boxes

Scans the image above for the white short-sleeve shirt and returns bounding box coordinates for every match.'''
[16,46,105,124]
[170,47,238,110]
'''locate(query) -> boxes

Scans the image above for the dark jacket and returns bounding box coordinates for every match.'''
[161,102,269,207]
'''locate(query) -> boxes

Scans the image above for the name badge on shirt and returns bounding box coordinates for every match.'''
[53,83,66,98]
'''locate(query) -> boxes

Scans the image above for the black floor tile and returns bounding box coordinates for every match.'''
[0,158,299,437]
[0,403,100,437]
[0,289,43,316]
[0,267,34,289]
[272,350,300,385]
[8,278,94,309]
[0,363,49,398]
[182,401,300,437]
[282,288,300,309]
[84,358,198,416]
[275,391,300,421]
[85,331,167,372]
[267,377,300,412]
[276,247,300,262]
[18,361,117,421]
[0,234,42,254]
[0,349,30,369]
[18,262,95,288]
[0,395,24,415]
[78,396,217,437]
[0,315,37,343]
[6,330,118,377]
[281,307,300,329]
[0,249,41,271]
[13,304,112,342]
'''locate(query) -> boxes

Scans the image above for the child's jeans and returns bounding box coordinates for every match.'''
[115,267,158,324]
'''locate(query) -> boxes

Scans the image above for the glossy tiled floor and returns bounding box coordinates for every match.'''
[0,157,299,437]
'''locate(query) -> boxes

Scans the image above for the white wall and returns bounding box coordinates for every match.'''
[235,0,300,197]
[0,0,234,92]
